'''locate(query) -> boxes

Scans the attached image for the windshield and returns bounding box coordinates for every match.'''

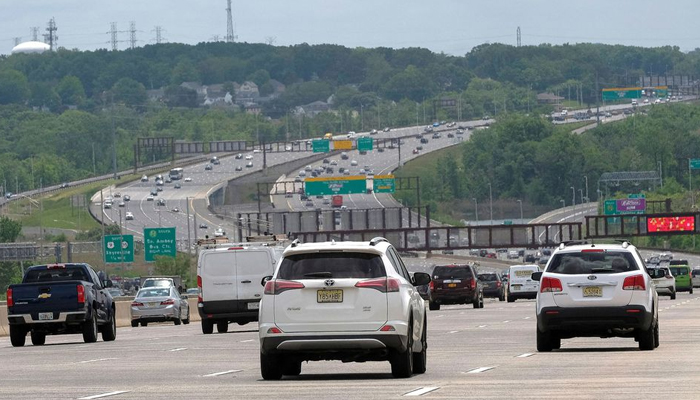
[478,273,498,281]
[24,266,88,283]
[546,251,639,274]
[278,252,386,279]
[433,266,473,280]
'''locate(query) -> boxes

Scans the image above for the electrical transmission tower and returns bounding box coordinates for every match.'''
[152,26,166,44]
[226,0,236,43]
[109,22,119,51]
[13,37,22,46]
[517,26,521,47]
[30,27,40,41]
[129,21,137,49]
[43,18,58,50]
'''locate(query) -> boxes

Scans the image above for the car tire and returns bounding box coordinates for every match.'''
[260,352,283,380]
[202,319,214,335]
[183,310,190,325]
[9,326,26,347]
[141,322,148,327]
[282,359,302,376]
[30,331,46,346]
[102,310,117,341]
[654,320,660,348]
[131,320,138,328]
[670,291,676,300]
[638,324,656,351]
[82,311,98,343]
[412,318,427,374]
[690,287,694,294]
[507,295,515,303]
[536,328,554,352]
[499,292,505,302]
[217,321,228,333]
[428,301,440,311]
[390,321,414,378]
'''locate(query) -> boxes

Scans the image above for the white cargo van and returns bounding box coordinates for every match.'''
[196,235,286,334]
[507,264,541,302]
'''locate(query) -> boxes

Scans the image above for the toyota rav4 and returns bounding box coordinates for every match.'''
[258,237,431,379]
[533,241,659,352]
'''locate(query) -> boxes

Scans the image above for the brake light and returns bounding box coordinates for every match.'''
[496,281,502,288]
[161,299,175,305]
[470,278,476,290]
[355,277,400,292]
[197,275,203,303]
[623,275,646,290]
[264,279,305,295]
[429,281,434,290]
[227,247,244,250]
[47,264,66,269]
[77,284,85,305]
[7,288,13,307]
[131,302,144,307]
[581,249,604,253]
[380,325,396,331]
[267,327,282,334]
[540,277,563,293]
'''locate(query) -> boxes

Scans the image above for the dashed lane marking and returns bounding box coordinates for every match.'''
[169,348,187,352]
[465,366,495,374]
[77,358,118,364]
[404,387,440,396]
[477,325,487,328]
[78,391,129,399]
[516,353,535,358]
[240,339,255,343]
[448,330,459,334]
[203,369,242,377]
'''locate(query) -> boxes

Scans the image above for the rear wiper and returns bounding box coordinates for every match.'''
[303,272,332,278]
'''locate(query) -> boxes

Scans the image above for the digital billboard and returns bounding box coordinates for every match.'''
[646,215,696,234]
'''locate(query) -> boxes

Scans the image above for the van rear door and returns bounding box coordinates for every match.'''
[235,249,279,311]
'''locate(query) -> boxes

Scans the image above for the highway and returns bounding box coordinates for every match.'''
[1,254,698,399]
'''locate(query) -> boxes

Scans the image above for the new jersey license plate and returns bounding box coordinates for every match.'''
[317,289,343,303]
[38,312,53,321]
[583,286,602,297]
[247,302,260,310]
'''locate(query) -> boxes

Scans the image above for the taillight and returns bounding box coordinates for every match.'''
[161,299,175,305]
[131,302,144,307]
[470,278,476,290]
[355,277,400,292]
[77,284,85,304]
[496,281,502,288]
[623,275,646,290]
[7,288,13,307]
[540,277,563,293]
[264,279,305,295]
[197,275,203,303]
[429,281,434,290]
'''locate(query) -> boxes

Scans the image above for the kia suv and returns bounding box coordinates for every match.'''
[428,264,484,310]
[647,266,676,299]
[258,237,431,379]
[533,241,659,352]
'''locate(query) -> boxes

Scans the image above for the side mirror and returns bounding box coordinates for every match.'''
[531,272,543,281]
[261,276,272,287]
[412,272,431,286]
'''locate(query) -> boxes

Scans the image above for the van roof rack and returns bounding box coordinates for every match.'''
[245,234,288,243]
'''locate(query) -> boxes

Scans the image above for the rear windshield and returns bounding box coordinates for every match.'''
[546,251,639,274]
[693,270,700,277]
[669,267,689,276]
[278,252,386,279]
[647,268,669,279]
[24,266,88,283]
[137,288,172,298]
[478,273,498,281]
[433,266,473,280]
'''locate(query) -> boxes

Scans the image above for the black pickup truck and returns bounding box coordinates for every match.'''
[6,263,116,347]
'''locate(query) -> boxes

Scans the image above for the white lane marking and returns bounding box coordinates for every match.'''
[169,348,187,352]
[239,339,255,343]
[503,320,510,323]
[404,387,440,397]
[203,369,242,377]
[77,358,118,364]
[78,391,129,399]
[466,366,495,374]
[436,315,445,318]
[523,316,531,320]
[448,330,459,334]
[477,325,487,328]
[517,353,535,358]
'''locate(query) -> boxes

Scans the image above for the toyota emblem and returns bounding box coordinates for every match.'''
[324,279,335,287]
[587,275,597,280]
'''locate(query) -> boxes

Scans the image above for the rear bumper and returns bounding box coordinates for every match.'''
[654,286,674,295]
[431,290,476,303]
[198,300,259,322]
[8,311,87,325]
[260,333,407,355]
[483,288,502,297]
[537,306,653,333]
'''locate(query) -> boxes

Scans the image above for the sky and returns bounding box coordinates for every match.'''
[2,0,700,56]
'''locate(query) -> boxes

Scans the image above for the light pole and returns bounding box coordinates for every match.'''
[473,198,478,223]
[560,199,565,208]
[488,182,493,225]
[584,175,589,203]
[570,186,576,211]
[360,104,364,132]
[517,199,523,222]
[579,189,584,204]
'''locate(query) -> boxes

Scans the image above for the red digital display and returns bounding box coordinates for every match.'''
[646,215,696,233]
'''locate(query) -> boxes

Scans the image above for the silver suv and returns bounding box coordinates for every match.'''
[533,241,659,351]
[258,237,431,379]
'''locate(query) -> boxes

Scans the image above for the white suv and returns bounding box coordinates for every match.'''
[533,241,659,352]
[258,237,431,379]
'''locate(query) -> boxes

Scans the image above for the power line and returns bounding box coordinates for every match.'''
[517,26,521,47]
[129,21,137,49]
[43,18,58,50]
[30,26,40,41]
[226,0,236,43]
[109,22,118,51]
[152,26,166,44]
[13,37,22,46]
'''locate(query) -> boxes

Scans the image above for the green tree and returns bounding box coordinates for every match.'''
[111,78,147,107]
[0,216,22,243]
[29,82,61,111]
[0,69,30,105]
[171,59,200,85]
[154,253,192,284]
[164,85,198,108]
[55,75,86,106]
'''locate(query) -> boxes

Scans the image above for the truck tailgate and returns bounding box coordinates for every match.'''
[10,281,83,320]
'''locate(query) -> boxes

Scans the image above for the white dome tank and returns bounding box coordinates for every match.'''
[11,41,51,55]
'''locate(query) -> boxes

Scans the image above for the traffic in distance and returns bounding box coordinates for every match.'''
[3,235,700,398]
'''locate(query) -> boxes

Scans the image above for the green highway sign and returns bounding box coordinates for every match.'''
[603,199,617,215]
[312,139,330,153]
[628,193,646,199]
[602,87,642,101]
[144,227,176,262]
[305,176,366,196]
[503,220,513,225]
[104,234,134,264]
[357,137,373,151]
[373,175,395,193]
[690,159,700,170]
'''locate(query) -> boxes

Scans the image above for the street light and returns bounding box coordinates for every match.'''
[570,186,576,211]
[583,175,589,202]
[488,183,493,225]
[560,199,565,208]
[517,199,523,221]
[472,198,478,223]
[579,189,584,204]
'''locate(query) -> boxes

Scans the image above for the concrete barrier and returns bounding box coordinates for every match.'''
[0,298,201,337]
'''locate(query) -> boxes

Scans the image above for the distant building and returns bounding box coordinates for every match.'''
[235,81,260,104]
[146,88,165,102]
[203,84,234,107]
[537,92,564,104]
[11,41,50,55]
[294,101,331,117]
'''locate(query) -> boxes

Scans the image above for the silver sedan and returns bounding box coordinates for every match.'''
[130,287,190,327]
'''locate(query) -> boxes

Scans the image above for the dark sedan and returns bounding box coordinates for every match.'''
[478,273,506,301]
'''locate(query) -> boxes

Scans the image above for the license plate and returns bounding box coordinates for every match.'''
[148,302,158,307]
[38,312,53,321]
[317,289,343,303]
[511,284,522,290]
[447,283,457,288]
[583,286,602,297]
[247,302,260,310]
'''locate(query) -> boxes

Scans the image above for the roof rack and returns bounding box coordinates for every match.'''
[558,240,589,250]
[369,237,389,246]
